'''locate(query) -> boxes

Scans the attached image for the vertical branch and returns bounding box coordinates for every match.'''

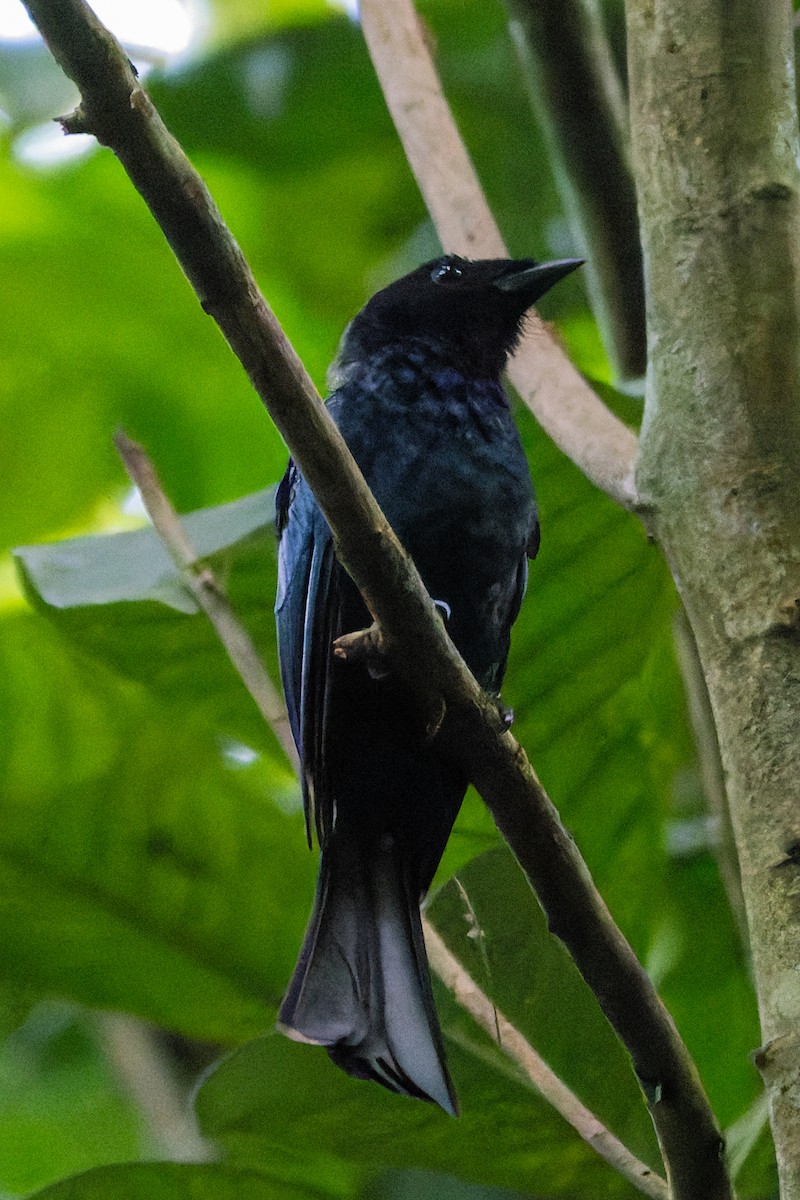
[503,0,646,379]
[98,1014,212,1163]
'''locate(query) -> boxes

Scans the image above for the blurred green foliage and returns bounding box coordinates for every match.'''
[0,0,774,1197]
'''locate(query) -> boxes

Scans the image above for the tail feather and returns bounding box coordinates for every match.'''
[278,835,458,1116]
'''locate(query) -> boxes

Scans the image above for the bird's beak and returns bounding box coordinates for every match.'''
[494,257,584,302]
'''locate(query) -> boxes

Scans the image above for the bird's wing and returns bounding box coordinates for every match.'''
[275,465,340,848]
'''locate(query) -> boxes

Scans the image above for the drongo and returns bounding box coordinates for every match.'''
[275,254,582,1114]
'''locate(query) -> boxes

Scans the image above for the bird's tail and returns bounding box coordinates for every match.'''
[278,833,458,1116]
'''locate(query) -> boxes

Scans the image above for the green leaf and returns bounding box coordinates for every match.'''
[440,410,681,930]
[31,1161,323,1200]
[657,857,762,1129]
[364,1170,536,1200]
[430,848,660,1167]
[0,1006,143,1195]
[0,612,312,1043]
[195,1031,646,1200]
[15,488,284,753]
[16,489,274,613]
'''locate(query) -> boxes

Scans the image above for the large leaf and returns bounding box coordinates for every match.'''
[0,612,312,1043]
[14,488,287,755]
[430,846,763,1165]
[430,849,659,1165]
[31,1162,322,1200]
[438,402,680,934]
[0,1006,143,1195]
[195,1031,646,1200]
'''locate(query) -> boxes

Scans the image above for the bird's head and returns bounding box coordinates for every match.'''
[335,255,583,380]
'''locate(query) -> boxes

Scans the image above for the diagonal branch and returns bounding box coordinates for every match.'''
[117,430,666,1198]
[358,0,640,509]
[422,919,668,1200]
[114,430,298,771]
[23,2,729,1195]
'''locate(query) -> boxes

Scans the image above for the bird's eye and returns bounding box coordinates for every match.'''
[431,261,464,283]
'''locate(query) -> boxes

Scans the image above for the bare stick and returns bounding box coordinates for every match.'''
[358,0,640,510]
[423,919,667,1200]
[114,431,298,771]
[22,3,729,1194]
[98,1013,213,1164]
[113,430,668,1197]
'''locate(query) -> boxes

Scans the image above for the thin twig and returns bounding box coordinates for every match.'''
[22,4,729,1194]
[423,919,668,1200]
[98,1013,213,1163]
[112,433,667,1197]
[358,0,640,508]
[114,431,298,771]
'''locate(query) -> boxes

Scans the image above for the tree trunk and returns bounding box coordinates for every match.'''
[626,1,800,1194]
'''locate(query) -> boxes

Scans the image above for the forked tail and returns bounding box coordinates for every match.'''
[278,833,458,1115]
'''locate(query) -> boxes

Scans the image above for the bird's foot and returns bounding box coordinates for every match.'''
[493,697,514,728]
[333,622,391,679]
[433,598,452,623]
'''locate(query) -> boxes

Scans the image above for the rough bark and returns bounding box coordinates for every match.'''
[626,1,800,1194]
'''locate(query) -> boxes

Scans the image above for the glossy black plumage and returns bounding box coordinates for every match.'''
[275,254,582,1114]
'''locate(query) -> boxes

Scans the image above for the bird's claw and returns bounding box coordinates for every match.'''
[433,599,452,623]
[333,623,391,678]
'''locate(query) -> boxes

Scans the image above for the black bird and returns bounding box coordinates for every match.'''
[275,254,582,1115]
